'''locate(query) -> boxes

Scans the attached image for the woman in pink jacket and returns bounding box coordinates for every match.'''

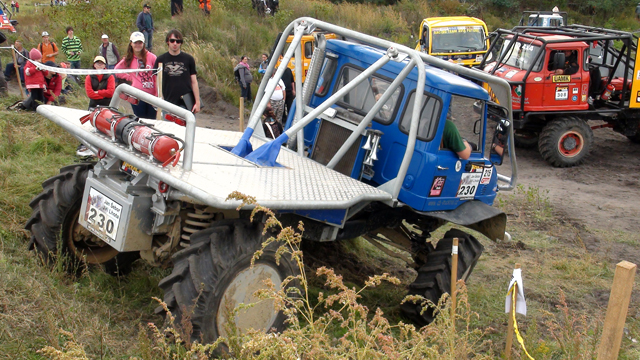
[115,31,157,118]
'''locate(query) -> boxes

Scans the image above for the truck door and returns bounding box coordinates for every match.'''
[543,49,589,110]
[428,95,491,210]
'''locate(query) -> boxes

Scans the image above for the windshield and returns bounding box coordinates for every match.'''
[500,39,543,71]
[431,26,486,53]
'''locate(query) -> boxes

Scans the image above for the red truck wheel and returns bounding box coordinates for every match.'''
[539,117,593,168]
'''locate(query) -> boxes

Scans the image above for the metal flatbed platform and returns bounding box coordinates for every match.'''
[38,105,392,210]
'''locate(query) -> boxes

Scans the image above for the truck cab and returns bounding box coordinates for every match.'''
[520,11,567,27]
[273,32,338,82]
[415,16,490,67]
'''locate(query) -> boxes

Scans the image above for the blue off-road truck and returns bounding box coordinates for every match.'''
[25,18,516,344]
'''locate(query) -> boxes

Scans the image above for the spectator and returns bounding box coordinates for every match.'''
[136,4,154,51]
[154,29,200,113]
[10,0,15,12]
[198,0,211,14]
[61,26,83,69]
[115,31,157,119]
[14,1,19,13]
[258,53,268,74]
[171,0,183,19]
[97,34,120,69]
[85,56,115,109]
[267,71,285,124]
[43,61,64,104]
[38,31,59,63]
[22,48,46,111]
[4,40,28,83]
[281,65,295,120]
[234,55,252,103]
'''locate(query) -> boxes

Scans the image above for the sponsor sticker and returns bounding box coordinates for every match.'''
[120,161,141,177]
[505,70,518,79]
[455,160,462,172]
[582,94,587,102]
[572,95,578,102]
[572,88,579,94]
[480,166,493,185]
[429,176,446,197]
[533,77,542,82]
[469,164,484,173]
[553,75,571,82]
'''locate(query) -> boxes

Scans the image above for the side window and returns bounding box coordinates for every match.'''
[314,56,338,96]
[399,91,442,141]
[304,42,313,59]
[334,66,402,123]
[443,95,482,153]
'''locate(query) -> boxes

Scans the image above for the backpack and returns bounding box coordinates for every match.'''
[234,67,242,84]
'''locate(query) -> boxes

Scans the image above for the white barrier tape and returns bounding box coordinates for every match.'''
[12,47,158,75]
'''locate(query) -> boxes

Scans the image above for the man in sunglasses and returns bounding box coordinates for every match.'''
[154,29,200,113]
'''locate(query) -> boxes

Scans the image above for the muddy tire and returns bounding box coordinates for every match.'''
[158,219,300,345]
[401,229,484,327]
[24,163,138,275]
[539,117,593,168]
[513,130,539,149]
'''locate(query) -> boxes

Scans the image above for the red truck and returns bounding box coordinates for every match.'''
[481,25,640,167]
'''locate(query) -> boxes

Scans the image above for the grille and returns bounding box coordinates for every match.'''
[311,120,361,176]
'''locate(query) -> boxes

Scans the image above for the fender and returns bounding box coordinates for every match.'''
[416,200,507,241]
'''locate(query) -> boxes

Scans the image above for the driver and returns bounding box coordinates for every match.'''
[442,119,471,160]
[554,50,579,75]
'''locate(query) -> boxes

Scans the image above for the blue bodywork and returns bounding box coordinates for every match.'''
[284,39,498,213]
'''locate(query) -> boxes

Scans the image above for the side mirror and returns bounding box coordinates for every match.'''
[490,118,510,165]
[473,119,481,135]
[552,52,565,70]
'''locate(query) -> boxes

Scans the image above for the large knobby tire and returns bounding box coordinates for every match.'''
[24,163,139,275]
[401,229,484,327]
[158,219,300,346]
[538,117,593,168]
[513,130,539,149]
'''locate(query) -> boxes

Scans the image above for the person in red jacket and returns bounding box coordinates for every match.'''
[43,61,64,104]
[23,48,47,111]
[85,55,115,109]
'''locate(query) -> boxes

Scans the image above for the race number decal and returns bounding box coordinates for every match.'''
[555,87,568,100]
[84,187,122,243]
[457,173,482,199]
[480,166,493,185]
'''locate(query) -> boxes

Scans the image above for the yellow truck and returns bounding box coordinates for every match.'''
[274,32,338,82]
[416,16,490,67]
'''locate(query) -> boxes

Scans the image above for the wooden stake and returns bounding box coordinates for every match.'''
[12,46,25,99]
[239,97,245,132]
[450,237,459,328]
[156,63,163,120]
[505,263,521,360]
[597,261,637,360]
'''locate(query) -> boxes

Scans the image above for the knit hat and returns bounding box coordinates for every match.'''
[29,48,42,61]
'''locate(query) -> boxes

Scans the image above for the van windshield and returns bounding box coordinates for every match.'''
[500,40,543,71]
[431,26,486,53]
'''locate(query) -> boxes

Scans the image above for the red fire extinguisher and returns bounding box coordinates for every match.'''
[79,107,183,166]
[601,83,615,101]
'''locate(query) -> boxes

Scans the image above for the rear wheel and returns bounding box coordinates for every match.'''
[158,219,300,346]
[538,117,593,167]
[25,163,138,275]
[401,229,484,326]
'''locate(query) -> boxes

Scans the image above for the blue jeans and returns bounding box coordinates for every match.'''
[132,100,157,119]
[4,63,24,82]
[241,83,252,102]
[143,30,153,51]
[69,60,81,69]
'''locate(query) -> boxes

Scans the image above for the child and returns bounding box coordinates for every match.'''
[85,55,114,109]
[23,48,47,111]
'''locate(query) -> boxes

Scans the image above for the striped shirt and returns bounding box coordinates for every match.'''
[61,36,83,62]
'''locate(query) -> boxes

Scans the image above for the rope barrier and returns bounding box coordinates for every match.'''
[508,284,535,360]
[8,46,159,75]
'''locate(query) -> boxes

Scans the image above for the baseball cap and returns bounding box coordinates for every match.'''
[93,55,106,64]
[143,3,150,8]
[101,34,109,39]
[41,31,49,36]
[130,31,145,43]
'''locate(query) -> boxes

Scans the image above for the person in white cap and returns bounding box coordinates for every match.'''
[38,31,58,63]
[114,31,157,118]
[97,34,120,69]
[85,55,115,109]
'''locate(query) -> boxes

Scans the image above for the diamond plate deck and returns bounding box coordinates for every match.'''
[39,105,392,210]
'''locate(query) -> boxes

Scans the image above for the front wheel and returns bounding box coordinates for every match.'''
[401,229,484,326]
[538,117,593,168]
[158,219,300,345]
[25,163,138,275]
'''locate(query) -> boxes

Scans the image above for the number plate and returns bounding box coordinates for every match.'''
[84,187,122,243]
[457,173,482,199]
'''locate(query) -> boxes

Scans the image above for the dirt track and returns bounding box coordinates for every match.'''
[508,123,640,233]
